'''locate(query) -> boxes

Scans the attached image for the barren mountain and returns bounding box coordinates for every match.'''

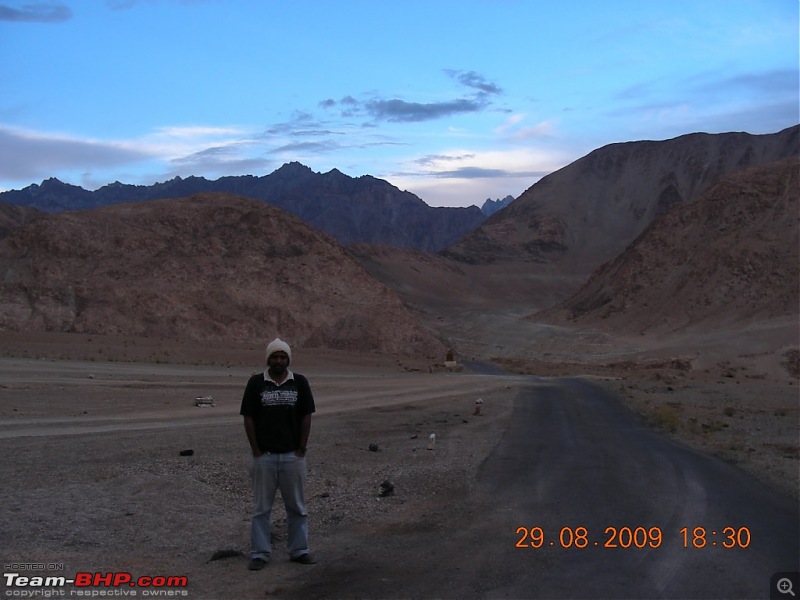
[243,163,485,251]
[537,157,799,334]
[444,125,799,274]
[0,163,485,252]
[0,194,445,357]
[0,202,44,240]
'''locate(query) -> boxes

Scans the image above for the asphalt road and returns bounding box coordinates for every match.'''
[298,377,799,600]
[466,378,799,599]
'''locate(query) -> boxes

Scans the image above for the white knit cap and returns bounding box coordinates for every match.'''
[265,338,291,362]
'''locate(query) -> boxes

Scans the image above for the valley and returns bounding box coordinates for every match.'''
[0,125,797,599]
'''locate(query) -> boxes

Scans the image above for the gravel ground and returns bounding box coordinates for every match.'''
[1,334,796,599]
[0,355,518,599]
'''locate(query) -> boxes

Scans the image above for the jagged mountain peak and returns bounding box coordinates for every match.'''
[0,162,485,252]
[480,195,515,217]
[273,161,315,176]
[39,177,71,189]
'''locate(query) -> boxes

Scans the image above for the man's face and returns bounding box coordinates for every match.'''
[267,351,290,375]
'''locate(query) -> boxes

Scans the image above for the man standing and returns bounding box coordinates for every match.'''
[240,338,316,570]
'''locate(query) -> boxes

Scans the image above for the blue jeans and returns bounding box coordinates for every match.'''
[249,452,309,560]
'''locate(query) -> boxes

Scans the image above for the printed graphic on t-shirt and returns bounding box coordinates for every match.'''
[260,388,298,407]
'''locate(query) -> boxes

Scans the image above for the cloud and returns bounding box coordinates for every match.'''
[494,115,556,140]
[507,123,556,141]
[0,2,72,22]
[265,111,339,136]
[432,166,549,179]
[403,147,570,181]
[494,114,526,133]
[151,125,245,139]
[694,68,799,97]
[321,70,502,123]
[163,118,402,176]
[169,144,240,166]
[169,144,272,175]
[608,68,799,137]
[682,98,798,136]
[433,166,510,179]
[273,140,340,154]
[390,145,571,206]
[259,110,415,169]
[364,97,488,123]
[106,0,207,9]
[322,96,487,122]
[415,153,476,167]
[0,123,267,189]
[619,68,798,104]
[138,125,250,158]
[0,125,150,181]
[267,125,343,138]
[445,70,503,95]
[149,129,277,175]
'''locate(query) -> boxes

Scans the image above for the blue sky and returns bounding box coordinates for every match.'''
[0,0,797,207]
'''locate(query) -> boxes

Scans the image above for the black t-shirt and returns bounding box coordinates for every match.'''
[240,370,316,453]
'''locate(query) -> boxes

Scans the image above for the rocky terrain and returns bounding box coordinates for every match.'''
[0,194,444,357]
[445,125,798,273]
[0,202,43,240]
[540,157,799,335]
[1,126,796,370]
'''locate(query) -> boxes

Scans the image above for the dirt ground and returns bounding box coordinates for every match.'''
[0,332,797,599]
[0,333,524,599]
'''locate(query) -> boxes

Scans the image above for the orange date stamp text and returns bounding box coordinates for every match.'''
[515,526,751,549]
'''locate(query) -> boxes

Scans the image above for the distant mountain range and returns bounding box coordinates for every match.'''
[0,163,488,252]
[480,195,515,217]
[0,125,797,357]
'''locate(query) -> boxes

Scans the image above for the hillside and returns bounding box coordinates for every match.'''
[0,203,44,240]
[537,158,799,334]
[444,125,799,275]
[0,194,445,357]
[1,127,797,365]
[0,163,485,252]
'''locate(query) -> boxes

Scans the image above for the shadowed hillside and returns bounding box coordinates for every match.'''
[444,126,798,275]
[0,194,445,357]
[0,203,44,240]
[536,157,799,335]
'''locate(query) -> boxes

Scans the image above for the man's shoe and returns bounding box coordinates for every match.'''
[247,558,268,571]
[290,553,317,565]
